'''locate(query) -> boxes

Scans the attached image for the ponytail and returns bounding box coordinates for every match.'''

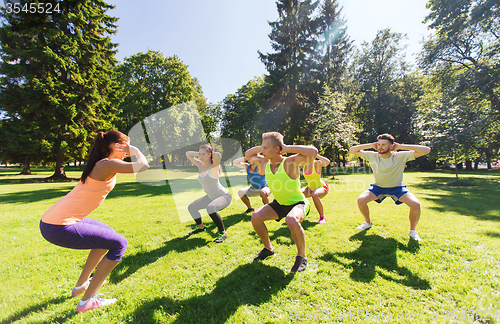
[80,130,129,183]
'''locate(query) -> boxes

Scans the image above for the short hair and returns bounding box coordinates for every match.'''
[262,132,284,150]
[377,133,395,144]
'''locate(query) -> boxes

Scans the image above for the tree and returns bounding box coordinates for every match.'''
[310,84,357,171]
[220,76,270,151]
[314,0,353,91]
[116,50,195,133]
[417,74,488,179]
[353,28,421,144]
[422,0,500,116]
[258,0,319,143]
[0,0,120,179]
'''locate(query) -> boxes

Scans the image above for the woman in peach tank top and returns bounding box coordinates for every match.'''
[40,130,149,313]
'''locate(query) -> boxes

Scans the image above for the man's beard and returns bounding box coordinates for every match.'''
[377,147,390,154]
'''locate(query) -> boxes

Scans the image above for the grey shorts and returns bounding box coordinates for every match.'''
[239,185,271,197]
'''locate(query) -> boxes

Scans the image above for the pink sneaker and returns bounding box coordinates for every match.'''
[71,277,107,298]
[76,294,117,313]
[71,279,90,298]
[318,216,326,224]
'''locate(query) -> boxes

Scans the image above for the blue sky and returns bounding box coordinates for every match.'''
[107,0,432,104]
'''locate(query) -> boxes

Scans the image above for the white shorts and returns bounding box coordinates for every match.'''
[239,185,271,198]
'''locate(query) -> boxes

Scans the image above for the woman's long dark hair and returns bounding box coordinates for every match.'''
[80,130,129,183]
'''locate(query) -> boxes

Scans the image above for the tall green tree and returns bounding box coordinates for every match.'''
[353,28,421,143]
[258,0,319,143]
[220,76,269,151]
[311,85,357,168]
[421,0,500,167]
[0,0,120,178]
[314,0,353,91]
[116,50,194,133]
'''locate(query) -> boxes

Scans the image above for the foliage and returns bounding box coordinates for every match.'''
[310,85,357,162]
[0,0,120,178]
[353,28,422,144]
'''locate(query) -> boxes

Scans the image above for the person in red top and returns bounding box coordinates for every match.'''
[40,130,149,313]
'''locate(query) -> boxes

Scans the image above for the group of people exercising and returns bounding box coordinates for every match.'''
[39,130,430,312]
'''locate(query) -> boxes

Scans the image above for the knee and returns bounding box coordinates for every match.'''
[311,192,320,200]
[285,215,299,227]
[410,200,421,211]
[206,206,217,215]
[357,196,366,205]
[251,212,263,225]
[238,190,245,199]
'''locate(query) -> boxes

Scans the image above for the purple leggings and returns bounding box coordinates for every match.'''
[40,218,128,261]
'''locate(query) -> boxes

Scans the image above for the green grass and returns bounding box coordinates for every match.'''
[1,167,499,323]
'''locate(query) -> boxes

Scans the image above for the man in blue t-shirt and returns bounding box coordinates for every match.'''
[233,157,272,213]
[350,133,431,241]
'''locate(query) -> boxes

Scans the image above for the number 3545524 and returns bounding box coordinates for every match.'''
[5,2,61,14]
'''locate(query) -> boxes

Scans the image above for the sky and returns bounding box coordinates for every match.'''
[107,0,433,104]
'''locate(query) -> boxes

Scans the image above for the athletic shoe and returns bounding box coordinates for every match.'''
[189,227,206,235]
[356,222,372,230]
[244,208,255,213]
[76,294,117,313]
[214,233,228,243]
[409,230,422,241]
[71,279,90,298]
[318,216,326,224]
[71,277,107,298]
[290,255,308,272]
[253,247,275,261]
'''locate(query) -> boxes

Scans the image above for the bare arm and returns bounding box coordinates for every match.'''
[316,154,330,167]
[349,143,376,158]
[284,144,318,166]
[245,146,266,169]
[186,151,203,168]
[393,143,431,158]
[232,157,249,169]
[99,144,149,174]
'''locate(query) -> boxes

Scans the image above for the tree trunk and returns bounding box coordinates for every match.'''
[474,158,479,170]
[465,159,472,170]
[20,161,31,175]
[48,144,68,180]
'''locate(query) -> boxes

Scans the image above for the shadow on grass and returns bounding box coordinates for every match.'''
[412,175,500,222]
[484,231,500,239]
[1,296,76,324]
[0,180,172,205]
[320,231,430,290]
[110,235,209,284]
[130,262,293,324]
[247,219,318,246]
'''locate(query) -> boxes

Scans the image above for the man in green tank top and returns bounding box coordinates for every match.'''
[245,132,318,272]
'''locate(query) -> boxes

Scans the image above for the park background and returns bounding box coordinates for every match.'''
[0,0,499,323]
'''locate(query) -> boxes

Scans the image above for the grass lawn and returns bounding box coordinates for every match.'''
[0,167,499,323]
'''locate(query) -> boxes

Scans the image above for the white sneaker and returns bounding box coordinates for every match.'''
[356,222,372,230]
[409,230,422,241]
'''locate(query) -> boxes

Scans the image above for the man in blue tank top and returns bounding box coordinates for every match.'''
[233,157,272,213]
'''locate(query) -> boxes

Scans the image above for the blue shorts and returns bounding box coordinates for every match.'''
[367,184,410,205]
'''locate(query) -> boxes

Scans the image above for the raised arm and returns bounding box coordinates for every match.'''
[186,151,203,168]
[393,143,431,158]
[284,144,318,166]
[349,143,376,158]
[100,143,149,174]
[245,146,266,168]
[316,154,331,167]
[232,157,249,169]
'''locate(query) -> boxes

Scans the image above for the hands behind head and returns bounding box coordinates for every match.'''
[280,143,287,154]
[114,142,131,157]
